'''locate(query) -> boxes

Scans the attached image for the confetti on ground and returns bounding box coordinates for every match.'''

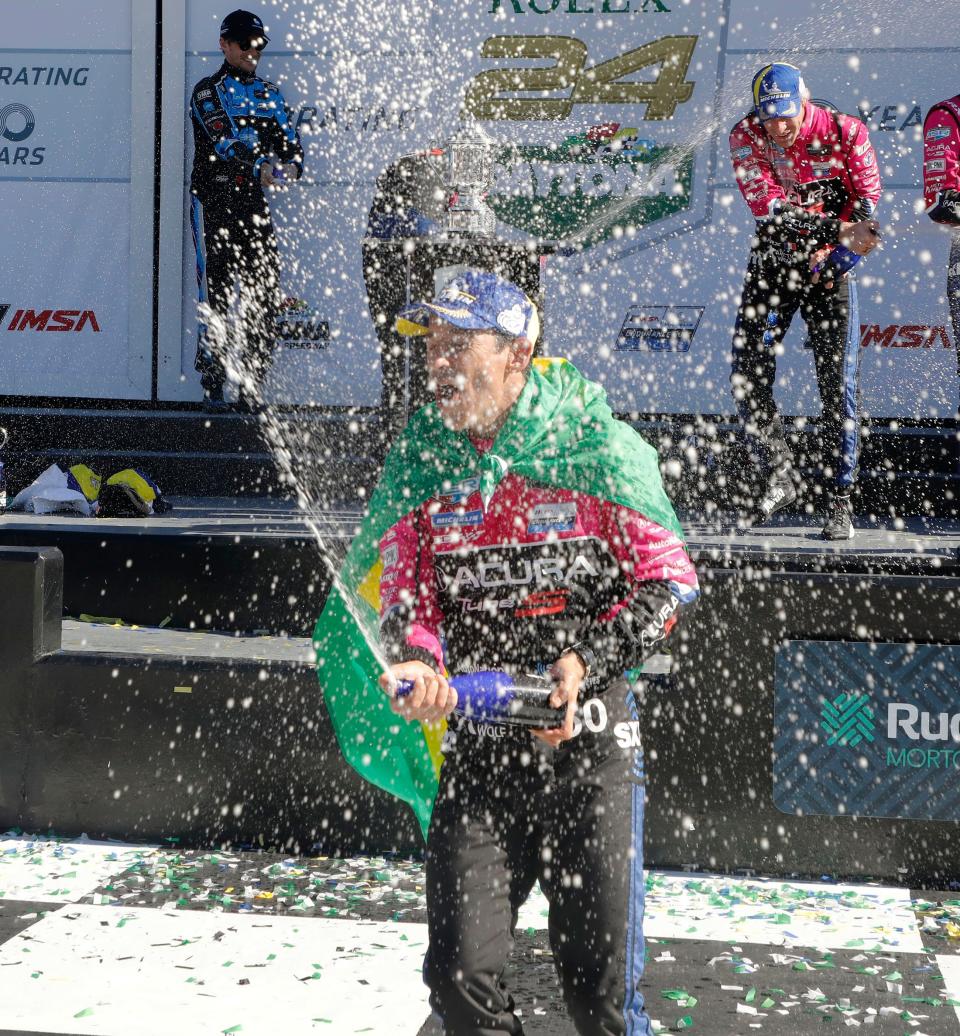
[0,834,958,1035]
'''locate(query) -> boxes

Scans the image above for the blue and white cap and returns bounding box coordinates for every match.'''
[395,270,540,345]
[752,63,805,121]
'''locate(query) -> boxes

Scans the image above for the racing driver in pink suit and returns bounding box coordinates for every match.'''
[376,269,698,1035]
[729,63,881,540]
[922,92,960,407]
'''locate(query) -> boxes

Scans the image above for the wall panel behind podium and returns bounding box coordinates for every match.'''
[0,0,156,400]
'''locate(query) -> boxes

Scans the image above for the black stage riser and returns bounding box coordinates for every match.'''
[0,526,336,634]
[3,547,959,883]
[647,569,960,884]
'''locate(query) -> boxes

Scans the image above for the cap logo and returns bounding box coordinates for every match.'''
[497,304,527,337]
[438,285,476,304]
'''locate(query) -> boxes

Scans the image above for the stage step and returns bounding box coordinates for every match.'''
[0,406,386,498]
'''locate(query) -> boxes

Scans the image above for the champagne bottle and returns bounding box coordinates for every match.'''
[396,671,566,729]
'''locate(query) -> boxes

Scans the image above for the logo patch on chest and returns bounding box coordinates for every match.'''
[431,508,483,529]
[527,502,577,534]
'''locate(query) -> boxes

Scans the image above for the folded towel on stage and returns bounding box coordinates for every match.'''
[9,463,102,516]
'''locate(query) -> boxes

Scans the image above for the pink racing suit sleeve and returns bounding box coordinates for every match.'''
[837,114,881,220]
[567,504,699,681]
[923,105,960,225]
[378,510,444,672]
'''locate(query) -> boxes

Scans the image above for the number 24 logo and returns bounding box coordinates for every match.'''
[465,34,697,121]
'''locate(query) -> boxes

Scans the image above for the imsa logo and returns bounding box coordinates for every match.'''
[0,305,101,332]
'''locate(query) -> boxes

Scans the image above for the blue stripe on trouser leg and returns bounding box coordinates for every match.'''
[190,195,208,306]
[622,686,652,1036]
[837,277,862,489]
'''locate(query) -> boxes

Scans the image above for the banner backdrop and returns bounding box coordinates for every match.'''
[137,2,960,413]
[0,0,155,400]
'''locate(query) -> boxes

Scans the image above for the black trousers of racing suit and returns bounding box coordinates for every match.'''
[731,240,863,495]
[190,186,281,397]
[424,680,651,1036]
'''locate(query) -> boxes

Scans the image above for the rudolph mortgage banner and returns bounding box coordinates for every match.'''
[774,641,960,822]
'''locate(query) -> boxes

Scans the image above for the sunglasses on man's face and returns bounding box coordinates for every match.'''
[236,37,267,52]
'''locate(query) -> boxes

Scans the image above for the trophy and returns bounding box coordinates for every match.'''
[442,115,496,236]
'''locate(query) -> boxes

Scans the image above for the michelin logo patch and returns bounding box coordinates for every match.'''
[527,503,577,534]
[431,509,484,529]
[381,543,399,571]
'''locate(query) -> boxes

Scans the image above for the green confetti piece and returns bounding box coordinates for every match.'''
[745,988,756,1004]
[222,1027,242,1034]
[677,1015,693,1029]
[266,953,277,961]
[661,990,691,1001]
[883,971,903,982]
[74,1008,95,1019]
[761,998,775,1009]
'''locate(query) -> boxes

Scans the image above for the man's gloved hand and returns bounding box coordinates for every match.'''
[531,651,586,749]
[838,218,880,256]
[929,190,960,225]
[259,162,278,187]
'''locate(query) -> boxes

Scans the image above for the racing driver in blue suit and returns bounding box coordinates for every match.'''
[189,9,303,409]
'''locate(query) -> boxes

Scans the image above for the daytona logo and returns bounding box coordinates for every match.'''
[0,306,101,332]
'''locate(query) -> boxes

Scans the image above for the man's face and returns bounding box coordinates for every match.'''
[425,317,520,434]
[220,35,266,74]
[762,107,805,149]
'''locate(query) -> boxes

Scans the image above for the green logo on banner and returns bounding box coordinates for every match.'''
[488,123,692,250]
[820,693,876,748]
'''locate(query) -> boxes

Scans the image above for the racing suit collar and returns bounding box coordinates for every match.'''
[220,59,256,84]
[794,100,817,145]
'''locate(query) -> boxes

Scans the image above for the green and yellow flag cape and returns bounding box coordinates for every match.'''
[313,359,683,839]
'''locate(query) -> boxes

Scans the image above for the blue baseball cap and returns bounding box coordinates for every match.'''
[395,270,540,345]
[752,63,805,121]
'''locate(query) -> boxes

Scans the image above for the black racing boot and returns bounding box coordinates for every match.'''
[755,468,797,523]
[822,493,854,540]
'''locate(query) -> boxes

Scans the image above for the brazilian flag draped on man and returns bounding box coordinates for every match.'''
[313,352,684,840]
